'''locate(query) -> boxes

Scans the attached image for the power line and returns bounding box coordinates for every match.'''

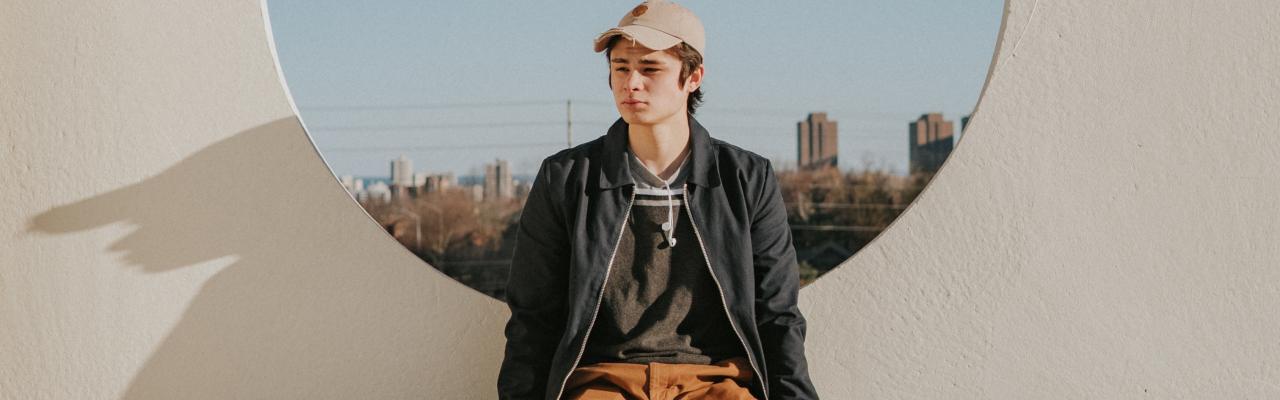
[300,100,565,111]
[434,259,513,266]
[790,224,885,233]
[699,106,906,121]
[786,203,909,210]
[300,99,617,111]
[309,120,908,139]
[324,141,567,152]
[297,99,921,123]
[308,120,616,133]
[713,129,905,140]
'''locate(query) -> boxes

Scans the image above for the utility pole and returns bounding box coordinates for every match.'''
[566,99,573,148]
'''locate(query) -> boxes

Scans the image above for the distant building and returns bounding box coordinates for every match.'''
[909,113,955,174]
[390,155,413,187]
[795,241,853,273]
[423,172,456,193]
[390,154,414,199]
[797,112,838,169]
[483,159,514,201]
[362,181,392,203]
[514,178,533,200]
[339,175,357,193]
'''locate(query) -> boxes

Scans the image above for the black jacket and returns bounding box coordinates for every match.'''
[498,116,819,400]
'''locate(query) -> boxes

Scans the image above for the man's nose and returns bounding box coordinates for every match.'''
[625,70,643,91]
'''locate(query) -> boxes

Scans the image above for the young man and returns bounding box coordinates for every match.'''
[498,1,819,399]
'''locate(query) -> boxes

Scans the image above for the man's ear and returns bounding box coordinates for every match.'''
[684,64,705,93]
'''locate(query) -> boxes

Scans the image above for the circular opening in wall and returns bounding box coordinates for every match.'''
[265,1,1003,302]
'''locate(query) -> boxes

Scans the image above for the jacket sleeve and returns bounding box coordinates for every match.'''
[498,157,570,400]
[751,160,820,399]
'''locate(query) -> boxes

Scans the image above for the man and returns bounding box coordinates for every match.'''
[498,1,819,399]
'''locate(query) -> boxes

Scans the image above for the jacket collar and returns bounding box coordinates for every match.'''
[597,115,721,189]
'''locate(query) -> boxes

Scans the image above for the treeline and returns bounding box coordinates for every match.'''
[775,165,934,285]
[361,188,522,299]
[360,166,936,300]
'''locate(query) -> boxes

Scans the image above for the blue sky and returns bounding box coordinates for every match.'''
[266,0,1003,178]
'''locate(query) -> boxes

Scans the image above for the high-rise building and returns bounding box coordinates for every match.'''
[483,159,514,201]
[390,155,414,200]
[390,155,414,188]
[797,112,838,169]
[909,113,955,174]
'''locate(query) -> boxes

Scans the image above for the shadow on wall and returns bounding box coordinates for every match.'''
[27,118,505,399]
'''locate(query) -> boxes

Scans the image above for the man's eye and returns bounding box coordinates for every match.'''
[644,69,659,73]
[615,67,628,72]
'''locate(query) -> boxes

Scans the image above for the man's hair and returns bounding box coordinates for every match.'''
[604,36,705,116]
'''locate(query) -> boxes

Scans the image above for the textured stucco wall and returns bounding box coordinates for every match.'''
[804,1,1280,398]
[2,2,505,399]
[2,0,1277,399]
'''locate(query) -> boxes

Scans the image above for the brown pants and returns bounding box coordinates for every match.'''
[563,356,757,400]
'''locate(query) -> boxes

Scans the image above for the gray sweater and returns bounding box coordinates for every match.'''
[579,146,745,365]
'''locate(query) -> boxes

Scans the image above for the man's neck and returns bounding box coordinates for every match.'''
[627,114,692,182]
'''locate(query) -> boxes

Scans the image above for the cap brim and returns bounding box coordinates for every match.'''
[593,25,683,53]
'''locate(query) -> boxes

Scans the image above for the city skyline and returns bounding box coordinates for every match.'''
[336,109,968,190]
[340,155,530,204]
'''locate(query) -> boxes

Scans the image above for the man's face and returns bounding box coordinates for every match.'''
[608,39,702,127]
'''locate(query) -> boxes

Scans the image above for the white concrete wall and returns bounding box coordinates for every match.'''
[2,0,1276,399]
[1,2,505,399]
[804,0,1280,398]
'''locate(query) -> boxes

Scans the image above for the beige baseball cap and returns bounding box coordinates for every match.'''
[593,0,705,58]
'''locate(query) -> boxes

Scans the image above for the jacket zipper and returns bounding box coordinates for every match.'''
[681,182,770,400]
[553,188,636,400]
